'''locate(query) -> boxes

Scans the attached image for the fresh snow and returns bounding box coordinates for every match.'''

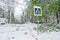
[0,23,60,40]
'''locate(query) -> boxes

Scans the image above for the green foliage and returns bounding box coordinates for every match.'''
[33,27,37,30]
[6,16,10,23]
[13,19,25,24]
[26,0,60,23]
[13,19,21,24]
[38,26,48,32]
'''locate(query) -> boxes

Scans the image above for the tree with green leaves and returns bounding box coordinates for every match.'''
[26,0,60,23]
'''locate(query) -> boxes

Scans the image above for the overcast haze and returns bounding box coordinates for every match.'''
[14,0,28,20]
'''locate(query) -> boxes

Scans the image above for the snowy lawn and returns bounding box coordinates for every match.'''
[0,24,60,40]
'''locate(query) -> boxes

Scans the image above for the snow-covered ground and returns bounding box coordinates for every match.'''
[0,23,60,40]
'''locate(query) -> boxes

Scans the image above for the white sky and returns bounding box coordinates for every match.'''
[14,0,28,20]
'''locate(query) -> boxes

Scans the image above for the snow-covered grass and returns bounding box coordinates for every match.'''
[0,23,60,40]
[34,23,60,33]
